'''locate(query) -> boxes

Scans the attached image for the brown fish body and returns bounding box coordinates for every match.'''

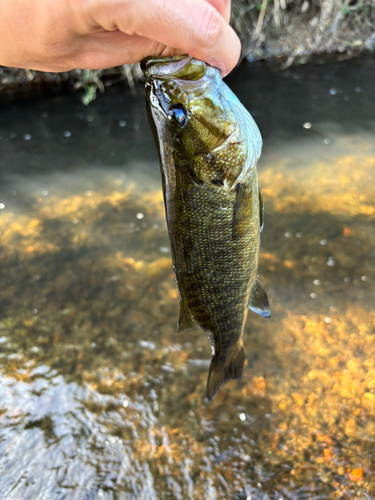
[142,56,269,399]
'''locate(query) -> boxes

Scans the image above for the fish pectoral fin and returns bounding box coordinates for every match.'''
[259,185,264,232]
[248,277,270,318]
[207,342,245,400]
[176,302,196,333]
[232,182,251,240]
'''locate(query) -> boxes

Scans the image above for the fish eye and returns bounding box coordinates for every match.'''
[169,104,188,127]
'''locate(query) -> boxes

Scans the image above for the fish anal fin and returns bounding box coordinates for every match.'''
[248,277,270,318]
[207,342,245,400]
[176,302,196,333]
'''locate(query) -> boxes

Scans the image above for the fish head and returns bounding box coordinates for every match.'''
[142,55,262,189]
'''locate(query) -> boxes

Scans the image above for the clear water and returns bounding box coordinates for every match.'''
[0,56,374,499]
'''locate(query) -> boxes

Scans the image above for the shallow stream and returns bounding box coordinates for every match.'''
[0,55,374,499]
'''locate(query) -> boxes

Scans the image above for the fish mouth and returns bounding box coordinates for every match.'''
[142,56,192,120]
[141,55,192,79]
[142,55,212,123]
[146,79,174,119]
[141,55,207,82]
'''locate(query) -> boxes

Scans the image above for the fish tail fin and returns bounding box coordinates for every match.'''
[207,342,245,400]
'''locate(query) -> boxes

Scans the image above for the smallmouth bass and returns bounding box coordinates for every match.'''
[141,55,269,400]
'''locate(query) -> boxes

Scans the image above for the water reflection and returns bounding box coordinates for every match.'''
[0,56,374,498]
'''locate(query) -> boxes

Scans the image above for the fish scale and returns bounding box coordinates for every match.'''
[175,180,257,330]
[142,55,270,399]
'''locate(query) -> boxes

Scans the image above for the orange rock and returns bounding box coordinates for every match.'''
[348,468,363,481]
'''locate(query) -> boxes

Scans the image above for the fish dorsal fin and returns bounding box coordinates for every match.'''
[248,277,270,317]
[177,302,196,333]
[259,185,264,232]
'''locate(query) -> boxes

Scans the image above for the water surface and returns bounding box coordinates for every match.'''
[0,56,374,499]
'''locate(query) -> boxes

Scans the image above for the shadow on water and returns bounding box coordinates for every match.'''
[0,56,375,498]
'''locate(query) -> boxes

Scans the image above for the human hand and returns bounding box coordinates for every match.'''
[0,0,241,77]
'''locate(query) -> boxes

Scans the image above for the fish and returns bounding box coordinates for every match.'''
[141,55,269,400]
